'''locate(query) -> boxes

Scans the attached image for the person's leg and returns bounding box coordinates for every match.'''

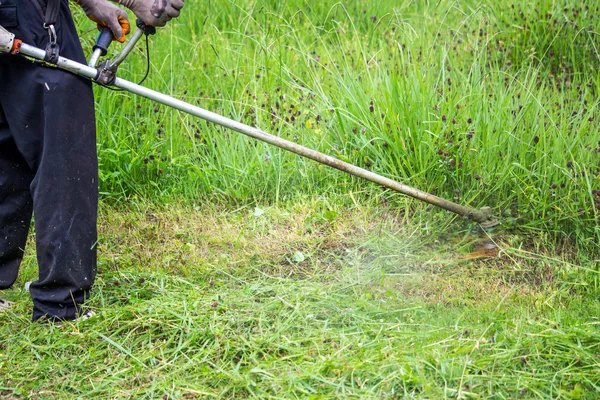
[0,0,98,321]
[28,66,98,321]
[0,108,34,290]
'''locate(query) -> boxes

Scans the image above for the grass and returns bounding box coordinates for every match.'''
[84,0,600,253]
[1,0,600,398]
[1,199,599,398]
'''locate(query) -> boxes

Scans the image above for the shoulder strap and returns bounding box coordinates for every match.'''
[43,0,61,27]
[29,0,61,27]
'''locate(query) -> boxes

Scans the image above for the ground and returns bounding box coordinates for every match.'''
[1,199,598,399]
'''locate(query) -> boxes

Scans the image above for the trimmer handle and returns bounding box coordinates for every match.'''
[89,19,157,69]
[93,27,113,57]
[93,18,155,57]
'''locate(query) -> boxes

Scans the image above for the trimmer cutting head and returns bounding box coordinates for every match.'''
[475,207,500,230]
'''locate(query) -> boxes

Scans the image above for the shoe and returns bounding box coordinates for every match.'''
[78,310,96,321]
[37,309,97,324]
[0,298,13,312]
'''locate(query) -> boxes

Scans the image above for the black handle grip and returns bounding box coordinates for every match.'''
[93,27,113,57]
[136,19,156,36]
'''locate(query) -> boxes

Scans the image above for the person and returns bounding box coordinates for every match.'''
[0,0,183,321]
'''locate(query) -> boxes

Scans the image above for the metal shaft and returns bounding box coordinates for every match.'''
[12,40,495,225]
[108,29,145,69]
[88,48,103,68]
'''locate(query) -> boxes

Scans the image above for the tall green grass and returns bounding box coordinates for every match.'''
[76,1,599,253]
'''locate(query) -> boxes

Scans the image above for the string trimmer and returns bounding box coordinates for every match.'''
[0,24,500,238]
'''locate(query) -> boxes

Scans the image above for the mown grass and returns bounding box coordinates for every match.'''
[1,200,599,398]
[1,0,600,398]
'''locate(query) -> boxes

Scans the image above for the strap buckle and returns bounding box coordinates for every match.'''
[44,23,60,64]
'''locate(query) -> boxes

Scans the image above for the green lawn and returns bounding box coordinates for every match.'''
[1,200,599,398]
[1,0,600,398]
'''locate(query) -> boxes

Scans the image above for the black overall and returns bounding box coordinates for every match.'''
[0,0,97,320]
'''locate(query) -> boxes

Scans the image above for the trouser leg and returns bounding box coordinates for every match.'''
[0,64,98,321]
[0,111,34,290]
[0,0,98,320]
[27,67,98,321]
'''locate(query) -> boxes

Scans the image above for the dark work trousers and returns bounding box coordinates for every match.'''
[0,0,98,320]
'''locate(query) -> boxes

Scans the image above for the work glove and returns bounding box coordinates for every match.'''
[76,0,131,43]
[116,0,184,27]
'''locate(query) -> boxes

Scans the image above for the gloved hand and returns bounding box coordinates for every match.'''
[76,0,131,43]
[116,0,184,27]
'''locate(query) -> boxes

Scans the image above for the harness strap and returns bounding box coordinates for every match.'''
[29,0,61,27]
[43,0,61,28]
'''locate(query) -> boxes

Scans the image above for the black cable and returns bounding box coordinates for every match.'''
[136,34,151,86]
[102,84,124,92]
